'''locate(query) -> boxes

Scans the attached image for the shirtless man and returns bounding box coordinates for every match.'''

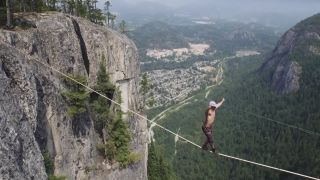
[202,98,225,152]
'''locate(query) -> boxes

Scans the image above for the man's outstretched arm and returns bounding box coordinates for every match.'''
[216,98,225,109]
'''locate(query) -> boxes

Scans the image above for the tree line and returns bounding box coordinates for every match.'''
[148,141,176,180]
[1,0,127,33]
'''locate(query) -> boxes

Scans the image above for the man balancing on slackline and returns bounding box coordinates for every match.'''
[202,98,225,153]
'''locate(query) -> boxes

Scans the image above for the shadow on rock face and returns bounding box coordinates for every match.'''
[34,77,48,152]
[72,111,92,137]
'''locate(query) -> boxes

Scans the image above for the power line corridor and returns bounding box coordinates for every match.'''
[13,48,320,180]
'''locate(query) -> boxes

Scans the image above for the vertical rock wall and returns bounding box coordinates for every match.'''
[0,12,148,180]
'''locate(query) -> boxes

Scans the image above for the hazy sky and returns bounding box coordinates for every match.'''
[98,0,320,9]
[97,0,320,29]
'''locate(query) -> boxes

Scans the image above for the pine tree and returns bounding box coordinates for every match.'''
[90,54,115,136]
[60,0,66,13]
[148,141,176,180]
[119,20,127,34]
[140,73,150,105]
[148,141,160,179]
[18,0,27,12]
[104,1,111,26]
[95,54,114,94]
[61,75,89,119]
[147,94,156,107]
[47,0,57,10]
[69,0,74,14]
[109,105,131,165]
[91,55,132,166]
[6,0,12,28]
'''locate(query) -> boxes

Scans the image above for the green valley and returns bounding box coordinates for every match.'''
[146,14,320,180]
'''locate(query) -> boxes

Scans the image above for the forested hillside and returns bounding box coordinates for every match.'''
[148,14,320,180]
[260,13,320,94]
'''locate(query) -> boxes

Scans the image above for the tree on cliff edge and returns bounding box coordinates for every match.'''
[119,20,128,34]
[104,1,111,26]
[140,73,150,106]
[6,0,12,28]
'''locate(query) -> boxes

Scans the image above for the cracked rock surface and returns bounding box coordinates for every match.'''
[0,12,148,180]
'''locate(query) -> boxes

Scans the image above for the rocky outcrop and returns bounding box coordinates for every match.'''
[260,13,320,94]
[0,12,148,180]
[269,60,302,93]
[0,48,47,179]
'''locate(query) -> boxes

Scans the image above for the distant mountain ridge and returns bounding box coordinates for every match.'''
[130,21,278,54]
[260,13,320,93]
[130,21,188,49]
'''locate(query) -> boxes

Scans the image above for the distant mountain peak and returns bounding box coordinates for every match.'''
[260,13,320,94]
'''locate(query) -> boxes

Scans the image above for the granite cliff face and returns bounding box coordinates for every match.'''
[0,12,148,180]
[260,13,320,94]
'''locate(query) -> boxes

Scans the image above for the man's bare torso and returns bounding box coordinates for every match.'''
[204,108,215,128]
